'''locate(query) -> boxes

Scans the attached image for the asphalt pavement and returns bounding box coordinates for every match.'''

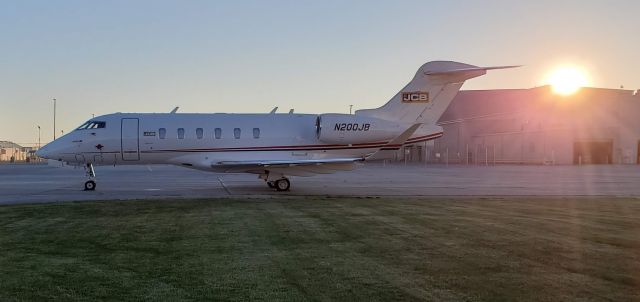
[1,163,639,204]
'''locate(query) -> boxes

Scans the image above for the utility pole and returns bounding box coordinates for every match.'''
[37,125,41,149]
[52,98,57,140]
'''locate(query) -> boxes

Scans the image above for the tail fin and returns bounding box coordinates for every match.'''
[356,61,519,124]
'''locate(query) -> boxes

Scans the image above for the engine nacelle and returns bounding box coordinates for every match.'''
[316,114,404,144]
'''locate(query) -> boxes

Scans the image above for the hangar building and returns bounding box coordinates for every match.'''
[412,86,640,165]
[0,141,29,162]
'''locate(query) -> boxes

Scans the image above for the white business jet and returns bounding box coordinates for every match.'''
[36,61,516,191]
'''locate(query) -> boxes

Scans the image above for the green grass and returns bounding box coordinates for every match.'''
[1,197,640,301]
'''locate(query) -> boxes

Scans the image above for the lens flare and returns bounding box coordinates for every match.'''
[546,66,589,95]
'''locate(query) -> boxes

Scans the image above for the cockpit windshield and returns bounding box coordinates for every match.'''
[76,121,106,130]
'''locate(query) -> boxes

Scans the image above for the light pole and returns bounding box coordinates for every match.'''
[52,98,57,140]
[37,125,41,149]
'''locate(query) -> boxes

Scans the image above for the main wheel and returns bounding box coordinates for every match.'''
[275,178,290,191]
[84,180,96,191]
[267,181,275,188]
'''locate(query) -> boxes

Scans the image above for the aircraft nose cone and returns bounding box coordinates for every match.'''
[36,143,55,159]
[35,147,48,159]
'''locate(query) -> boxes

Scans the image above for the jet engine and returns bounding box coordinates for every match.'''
[315,114,404,144]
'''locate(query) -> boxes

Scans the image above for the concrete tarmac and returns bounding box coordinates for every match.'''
[1,163,640,205]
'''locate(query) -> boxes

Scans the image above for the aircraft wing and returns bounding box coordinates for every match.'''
[211,157,363,176]
[176,122,431,176]
[208,123,427,174]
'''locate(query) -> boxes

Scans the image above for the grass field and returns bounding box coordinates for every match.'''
[1,197,640,301]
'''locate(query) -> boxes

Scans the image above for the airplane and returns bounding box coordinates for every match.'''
[36,61,517,191]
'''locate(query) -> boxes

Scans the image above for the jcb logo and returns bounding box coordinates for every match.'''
[401,92,429,103]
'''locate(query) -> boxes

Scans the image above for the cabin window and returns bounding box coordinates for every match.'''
[214,128,222,139]
[234,128,241,139]
[253,128,260,139]
[196,128,204,139]
[159,128,166,139]
[177,128,185,139]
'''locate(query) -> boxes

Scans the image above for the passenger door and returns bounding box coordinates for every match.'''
[121,118,140,161]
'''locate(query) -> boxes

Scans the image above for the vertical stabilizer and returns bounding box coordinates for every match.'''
[356,61,518,124]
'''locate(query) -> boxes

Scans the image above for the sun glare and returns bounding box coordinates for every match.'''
[546,66,589,95]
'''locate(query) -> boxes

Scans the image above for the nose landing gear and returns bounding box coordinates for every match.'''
[84,163,97,191]
[84,180,96,191]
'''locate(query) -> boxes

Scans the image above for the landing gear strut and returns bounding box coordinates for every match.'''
[84,163,96,191]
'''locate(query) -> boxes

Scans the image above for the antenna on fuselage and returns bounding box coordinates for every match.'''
[270,107,278,114]
[288,109,294,114]
[170,107,179,114]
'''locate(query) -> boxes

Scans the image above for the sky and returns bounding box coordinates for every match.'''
[1,0,639,145]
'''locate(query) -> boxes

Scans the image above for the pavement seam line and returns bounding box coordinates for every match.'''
[217,177,231,195]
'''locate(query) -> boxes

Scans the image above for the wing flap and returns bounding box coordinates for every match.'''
[211,157,362,174]
[215,157,362,167]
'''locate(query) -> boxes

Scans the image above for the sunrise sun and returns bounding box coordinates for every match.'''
[545,66,589,95]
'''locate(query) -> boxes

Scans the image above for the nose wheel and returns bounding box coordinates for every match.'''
[84,180,96,191]
[84,163,97,191]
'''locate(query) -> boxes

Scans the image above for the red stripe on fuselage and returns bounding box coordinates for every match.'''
[146,132,443,153]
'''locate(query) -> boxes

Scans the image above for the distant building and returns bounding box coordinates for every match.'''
[0,141,28,162]
[404,86,640,165]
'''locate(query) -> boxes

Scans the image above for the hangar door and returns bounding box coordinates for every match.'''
[121,118,140,161]
[573,141,612,164]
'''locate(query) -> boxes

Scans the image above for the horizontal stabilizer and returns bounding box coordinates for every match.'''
[424,65,521,76]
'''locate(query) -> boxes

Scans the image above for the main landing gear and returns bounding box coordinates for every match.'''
[261,172,291,192]
[267,178,290,191]
[84,163,97,191]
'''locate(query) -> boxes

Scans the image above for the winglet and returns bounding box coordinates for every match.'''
[366,124,422,161]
